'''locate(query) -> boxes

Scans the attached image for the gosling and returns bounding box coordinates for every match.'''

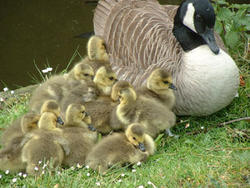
[78,35,110,72]
[85,123,155,174]
[61,66,118,134]
[137,68,177,110]
[0,113,40,173]
[110,80,176,138]
[21,111,68,175]
[29,63,94,113]
[61,104,97,167]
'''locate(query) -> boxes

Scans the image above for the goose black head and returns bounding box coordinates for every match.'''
[173,0,220,54]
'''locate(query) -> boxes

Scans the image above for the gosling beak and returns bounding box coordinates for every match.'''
[88,125,96,131]
[200,27,220,55]
[91,76,94,80]
[85,111,89,116]
[56,117,64,125]
[169,83,177,90]
[138,142,146,152]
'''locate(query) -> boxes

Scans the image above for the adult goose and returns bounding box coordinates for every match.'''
[93,0,239,116]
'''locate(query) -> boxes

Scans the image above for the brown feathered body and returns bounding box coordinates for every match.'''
[93,0,239,116]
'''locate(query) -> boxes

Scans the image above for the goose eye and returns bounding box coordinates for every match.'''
[196,14,202,20]
[163,81,169,84]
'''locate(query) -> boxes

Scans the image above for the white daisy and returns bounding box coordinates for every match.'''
[121,173,125,177]
[87,173,90,177]
[118,179,122,183]
[42,164,47,169]
[47,67,53,72]
[201,126,204,130]
[85,165,89,169]
[96,182,101,186]
[132,169,136,173]
[23,174,27,178]
[77,163,82,168]
[138,186,144,188]
[5,170,9,174]
[18,172,22,176]
[3,87,8,92]
[137,161,141,166]
[42,69,48,73]
[12,178,17,183]
[10,90,14,94]
[34,166,39,171]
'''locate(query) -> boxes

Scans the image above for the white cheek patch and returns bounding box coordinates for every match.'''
[183,3,197,33]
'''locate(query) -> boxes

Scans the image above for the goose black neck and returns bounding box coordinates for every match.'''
[173,17,206,52]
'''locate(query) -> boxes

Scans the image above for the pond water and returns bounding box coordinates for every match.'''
[0,0,247,89]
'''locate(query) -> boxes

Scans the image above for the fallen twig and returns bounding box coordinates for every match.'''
[218,117,250,126]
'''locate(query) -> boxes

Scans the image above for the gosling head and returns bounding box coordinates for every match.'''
[65,103,94,131]
[147,69,177,93]
[111,80,137,103]
[93,66,118,96]
[87,35,109,62]
[73,63,94,81]
[125,123,146,152]
[38,112,61,130]
[21,112,41,133]
[40,100,64,125]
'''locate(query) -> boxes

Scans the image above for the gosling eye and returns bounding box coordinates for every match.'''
[133,137,136,140]
[81,111,86,115]
[84,73,89,76]
[163,81,169,84]
[109,77,114,81]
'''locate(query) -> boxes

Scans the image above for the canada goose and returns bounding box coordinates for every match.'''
[85,123,155,173]
[137,68,176,110]
[110,80,176,138]
[21,111,68,175]
[61,66,118,134]
[61,104,97,167]
[29,63,94,113]
[78,35,111,73]
[0,114,40,173]
[93,0,239,116]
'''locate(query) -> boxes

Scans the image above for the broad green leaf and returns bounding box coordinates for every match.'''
[215,21,224,35]
[225,31,240,49]
[216,7,234,21]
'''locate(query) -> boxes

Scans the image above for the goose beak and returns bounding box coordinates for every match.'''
[56,117,64,125]
[169,83,177,90]
[138,142,146,152]
[88,125,96,131]
[200,27,220,55]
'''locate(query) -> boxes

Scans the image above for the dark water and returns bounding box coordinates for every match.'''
[0,0,248,90]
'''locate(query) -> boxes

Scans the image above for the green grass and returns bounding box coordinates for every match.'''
[0,70,249,187]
